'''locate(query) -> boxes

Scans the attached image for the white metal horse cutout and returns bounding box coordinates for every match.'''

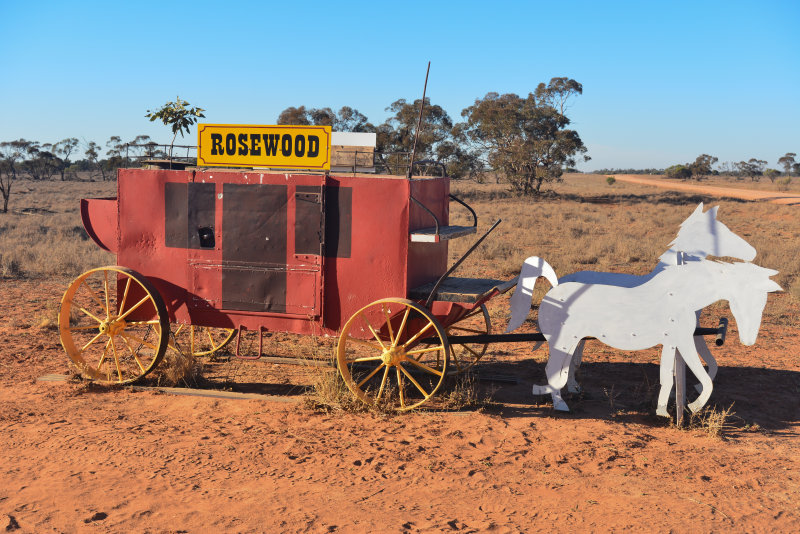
[507,204,757,396]
[517,258,780,414]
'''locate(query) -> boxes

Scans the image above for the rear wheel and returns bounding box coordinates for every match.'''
[336,298,449,411]
[447,304,491,373]
[169,325,236,358]
[58,266,169,384]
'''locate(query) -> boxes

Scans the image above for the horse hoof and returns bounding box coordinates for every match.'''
[656,406,670,417]
[532,385,548,395]
[553,399,570,412]
[688,400,705,413]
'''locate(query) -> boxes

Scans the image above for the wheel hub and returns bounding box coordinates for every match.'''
[99,318,126,337]
[381,346,406,366]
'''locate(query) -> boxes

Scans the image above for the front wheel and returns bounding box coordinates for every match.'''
[336,298,449,411]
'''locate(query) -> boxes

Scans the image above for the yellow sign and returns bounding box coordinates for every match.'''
[197,124,331,170]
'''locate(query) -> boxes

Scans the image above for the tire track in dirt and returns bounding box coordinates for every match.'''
[612,175,800,205]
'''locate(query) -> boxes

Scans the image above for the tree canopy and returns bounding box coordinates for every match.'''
[459,78,589,195]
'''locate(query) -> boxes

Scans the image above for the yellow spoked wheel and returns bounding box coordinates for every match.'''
[447,304,491,373]
[58,266,169,384]
[169,325,236,358]
[337,298,449,411]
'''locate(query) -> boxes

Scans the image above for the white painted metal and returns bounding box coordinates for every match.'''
[505,204,778,417]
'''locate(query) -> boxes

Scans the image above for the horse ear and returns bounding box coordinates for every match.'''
[691,203,704,217]
[708,205,719,219]
[766,279,782,293]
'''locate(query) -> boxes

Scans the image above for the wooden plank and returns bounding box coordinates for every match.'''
[675,350,687,426]
[408,276,514,303]
[331,145,374,167]
[409,225,477,243]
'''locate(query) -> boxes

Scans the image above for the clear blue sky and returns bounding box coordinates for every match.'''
[1,0,797,171]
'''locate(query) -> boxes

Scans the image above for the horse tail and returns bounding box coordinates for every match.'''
[505,256,559,333]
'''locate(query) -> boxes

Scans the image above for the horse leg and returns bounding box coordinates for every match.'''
[676,338,714,413]
[656,345,675,417]
[532,343,574,412]
[693,336,718,394]
[567,339,586,393]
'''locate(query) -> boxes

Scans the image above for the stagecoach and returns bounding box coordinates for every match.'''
[59,123,735,415]
[59,127,525,411]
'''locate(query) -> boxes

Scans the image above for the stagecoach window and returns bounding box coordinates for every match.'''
[197,226,215,248]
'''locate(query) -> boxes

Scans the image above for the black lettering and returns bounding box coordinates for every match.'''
[225,134,236,155]
[211,133,223,155]
[308,135,319,158]
[238,133,248,156]
[263,134,280,156]
[250,134,261,156]
[294,135,305,157]
[281,134,292,157]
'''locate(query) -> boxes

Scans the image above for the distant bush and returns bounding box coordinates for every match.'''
[606,176,616,186]
[664,164,692,179]
[777,176,792,191]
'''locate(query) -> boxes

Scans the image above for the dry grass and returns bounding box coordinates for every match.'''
[450,173,800,329]
[686,404,737,438]
[0,179,115,279]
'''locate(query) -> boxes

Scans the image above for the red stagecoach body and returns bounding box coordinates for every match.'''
[80,168,506,338]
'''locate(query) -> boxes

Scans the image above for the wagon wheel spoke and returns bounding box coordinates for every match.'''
[393,308,411,347]
[126,320,162,327]
[109,336,123,382]
[103,270,111,318]
[405,345,445,357]
[376,365,390,402]
[357,313,387,351]
[343,336,384,354]
[382,304,395,345]
[116,295,153,322]
[396,367,406,409]
[77,280,107,311]
[79,331,106,354]
[67,324,102,332]
[446,304,491,374]
[351,355,384,363]
[400,365,431,398]
[118,277,132,316]
[357,363,386,389]
[120,335,147,373]
[79,307,105,325]
[96,339,111,370]
[402,321,434,349]
[405,357,444,377]
[122,332,161,352]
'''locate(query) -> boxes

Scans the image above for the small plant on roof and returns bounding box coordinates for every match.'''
[145,96,205,162]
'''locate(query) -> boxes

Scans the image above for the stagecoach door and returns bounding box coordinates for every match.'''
[217,174,325,316]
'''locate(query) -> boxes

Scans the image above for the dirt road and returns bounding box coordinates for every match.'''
[612,175,800,205]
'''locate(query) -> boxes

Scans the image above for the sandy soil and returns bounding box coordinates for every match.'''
[1,276,799,533]
[611,175,800,205]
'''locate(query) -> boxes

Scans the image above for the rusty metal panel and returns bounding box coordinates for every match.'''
[294,185,323,256]
[221,183,288,312]
[324,185,351,258]
[80,197,118,253]
[164,182,216,249]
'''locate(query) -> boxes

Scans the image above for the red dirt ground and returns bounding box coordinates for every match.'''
[1,277,798,533]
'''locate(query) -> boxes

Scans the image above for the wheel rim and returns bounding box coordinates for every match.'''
[58,266,169,384]
[169,325,236,358]
[447,304,491,373]
[337,298,449,411]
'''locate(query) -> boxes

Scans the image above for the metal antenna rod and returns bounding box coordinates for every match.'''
[407,61,431,178]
